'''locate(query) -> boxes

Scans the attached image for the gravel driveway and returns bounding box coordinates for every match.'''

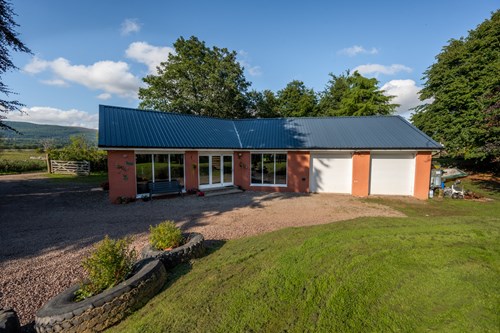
[0,173,404,327]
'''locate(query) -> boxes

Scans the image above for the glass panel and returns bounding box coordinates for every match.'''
[275,154,287,185]
[211,156,221,184]
[136,154,152,194]
[263,154,274,184]
[199,156,209,185]
[251,154,262,184]
[170,154,184,186]
[154,154,169,182]
[223,155,232,184]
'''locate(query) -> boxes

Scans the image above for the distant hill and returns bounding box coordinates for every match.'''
[0,121,98,149]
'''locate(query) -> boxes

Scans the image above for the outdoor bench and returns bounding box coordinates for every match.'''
[148,180,183,200]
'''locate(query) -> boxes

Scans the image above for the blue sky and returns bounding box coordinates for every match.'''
[5,0,498,128]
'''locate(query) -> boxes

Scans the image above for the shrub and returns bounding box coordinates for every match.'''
[0,159,45,173]
[75,236,137,301]
[149,221,184,251]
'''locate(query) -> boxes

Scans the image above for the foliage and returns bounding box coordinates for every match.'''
[0,0,32,131]
[318,71,398,116]
[49,135,106,171]
[276,80,318,117]
[149,221,184,250]
[75,236,137,301]
[110,187,499,332]
[139,36,251,119]
[411,10,500,162]
[247,90,280,118]
[0,158,45,173]
[0,121,97,149]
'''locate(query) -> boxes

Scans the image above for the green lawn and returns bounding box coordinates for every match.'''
[109,182,499,333]
[46,172,108,185]
[0,149,46,174]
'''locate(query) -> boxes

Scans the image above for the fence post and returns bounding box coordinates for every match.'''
[46,153,52,173]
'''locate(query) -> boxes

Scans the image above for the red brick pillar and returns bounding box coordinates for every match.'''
[352,151,371,197]
[107,150,136,203]
[184,151,199,191]
[414,151,432,200]
[234,151,250,190]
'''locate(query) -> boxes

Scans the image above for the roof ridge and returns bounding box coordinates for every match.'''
[99,104,235,121]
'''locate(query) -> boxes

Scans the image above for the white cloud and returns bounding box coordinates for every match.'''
[125,41,174,74]
[97,93,112,100]
[23,56,49,74]
[23,56,142,99]
[381,79,431,118]
[353,64,412,76]
[7,106,98,129]
[121,19,141,35]
[338,45,378,57]
[238,50,262,77]
[40,79,68,87]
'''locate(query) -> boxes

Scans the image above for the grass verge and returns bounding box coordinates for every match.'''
[109,185,499,332]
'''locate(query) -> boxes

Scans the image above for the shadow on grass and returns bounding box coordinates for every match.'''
[160,240,226,292]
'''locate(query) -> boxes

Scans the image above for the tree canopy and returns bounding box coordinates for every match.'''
[318,71,398,116]
[0,0,32,131]
[276,80,318,117]
[411,10,500,161]
[139,36,251,119]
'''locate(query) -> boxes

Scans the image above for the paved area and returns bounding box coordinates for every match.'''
[0,173,405,327]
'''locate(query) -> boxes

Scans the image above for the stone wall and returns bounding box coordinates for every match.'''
[34,259,166,333]
[141,232,205,269]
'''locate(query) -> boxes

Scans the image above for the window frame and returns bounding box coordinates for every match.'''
[135,152,185,194]
[250,152,288,187]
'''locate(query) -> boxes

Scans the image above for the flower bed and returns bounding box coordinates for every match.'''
[141,232,205,269]
[34,258,166,333]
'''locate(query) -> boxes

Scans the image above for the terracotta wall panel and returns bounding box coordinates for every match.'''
[107,150,136,203]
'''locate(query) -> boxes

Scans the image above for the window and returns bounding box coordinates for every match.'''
[250,153,287,186]
[136,153,185,194]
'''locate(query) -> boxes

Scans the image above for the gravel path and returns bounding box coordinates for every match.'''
[0,173,405,328]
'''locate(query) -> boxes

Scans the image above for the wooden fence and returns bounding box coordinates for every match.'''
[50,160,90,176]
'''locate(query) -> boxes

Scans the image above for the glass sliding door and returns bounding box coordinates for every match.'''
[211,156,221,185]
[199,154,233,188]
[223,155,233,184]
[199,156,210,186]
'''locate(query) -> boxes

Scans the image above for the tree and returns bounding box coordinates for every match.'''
[0,0,31,131]
[247,89,280,118]
[50,135,107,171]
[318,71,398,116]
[411,10,500,162]
[139,36,251,119]
[276,80,318,117]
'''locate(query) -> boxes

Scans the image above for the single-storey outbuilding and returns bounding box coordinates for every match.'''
[98,105,442,202]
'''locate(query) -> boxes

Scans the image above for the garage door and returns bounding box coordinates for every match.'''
[370,153,415,195]
[310,153,352,193]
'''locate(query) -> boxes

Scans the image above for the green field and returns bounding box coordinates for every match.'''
[109,179,499,333]
[0,149,46,174]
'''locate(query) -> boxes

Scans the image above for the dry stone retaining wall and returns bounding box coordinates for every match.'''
[141,232,205,269]
[34,258,166,333]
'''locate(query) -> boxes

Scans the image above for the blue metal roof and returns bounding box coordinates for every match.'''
[98,105,442,150]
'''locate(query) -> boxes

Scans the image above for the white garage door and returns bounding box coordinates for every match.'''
[310,153,352,193]
[370,153,415,195]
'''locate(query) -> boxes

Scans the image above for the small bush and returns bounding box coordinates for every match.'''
[75,236,137,301]
[149,221,184,251]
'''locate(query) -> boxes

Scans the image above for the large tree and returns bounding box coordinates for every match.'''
[318,71,398,116]
[247,89,280,118]
[276,80,318,117]
[139,36,251,119]
[0,0,32,131]
[411,10,500,161]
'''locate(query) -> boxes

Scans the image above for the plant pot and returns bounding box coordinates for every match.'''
[35,258,166,333]
[141,232,205,269]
